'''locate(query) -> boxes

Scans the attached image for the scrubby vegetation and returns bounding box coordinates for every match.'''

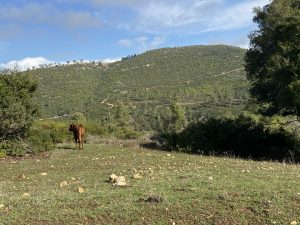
[10,40,298,162]
[169,113,300,162]
[2,0,299,162]
[25,45,249,130]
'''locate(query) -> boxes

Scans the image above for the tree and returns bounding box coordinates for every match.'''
[70,112,86,124]
[0,71,38,140]
[114,101,132,127]
[168,102,187,134]
[245,0,300,115]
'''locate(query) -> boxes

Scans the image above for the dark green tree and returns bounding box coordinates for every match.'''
[169,102,187,134]
[114,101,132,127]
[0,71,38,140]
[245,0,300,115]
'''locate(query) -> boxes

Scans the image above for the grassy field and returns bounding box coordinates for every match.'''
[1,144,300,225]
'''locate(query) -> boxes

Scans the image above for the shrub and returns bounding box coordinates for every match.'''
[0,130,54,157]
[115,127,140,140]
[0,139,29,157]
[85,121,107,136]
[27,129,54,154]
[0,71,38,140]
[34,120,69,143]
[0,149,5,158]
[70,112,86,124]
[171,115,300,162]
[0,128,55,157]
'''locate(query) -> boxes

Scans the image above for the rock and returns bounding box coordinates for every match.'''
[108,174,127,186]
[115,176,127,186]
[133,173,143,179]
[109,174,118,183]
[18,174,26,179]
[78,187,85,193]
[21,193,30,198]
[291,221,298,225]
[59,181,68,187]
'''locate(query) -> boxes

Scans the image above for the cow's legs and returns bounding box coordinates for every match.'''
[75,139,80,150]
[77,138,83,149]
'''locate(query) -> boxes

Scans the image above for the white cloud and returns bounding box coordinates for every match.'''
[137,1,216,30]
[0,0,270,38]
[50,0,269,33]
[129,0,269,34]
[117,36,166,52]
[234,36,250,49]
[1,57,53,71]
[203,0,270,32]
[0,2,101,29]
[209,35,250,49]
[0,57,123,71]
[102,57,121,63]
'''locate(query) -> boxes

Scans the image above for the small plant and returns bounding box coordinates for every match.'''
[0,149,6,158]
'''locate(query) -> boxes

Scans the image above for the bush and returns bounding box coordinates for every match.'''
[70,112,86,124]
[35,120,69,143]
[0,149,5,158]
[85,121,107,136]
[27,129,54,154]
[115,127,140,140]
[0,139,29,157]
[0,71,38,140]
[0,128,55,157]
[171,115,300,162]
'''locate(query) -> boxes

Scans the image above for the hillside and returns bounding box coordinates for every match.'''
[26,45,249,129]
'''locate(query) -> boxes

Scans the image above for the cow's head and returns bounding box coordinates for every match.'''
[69,123,76,131]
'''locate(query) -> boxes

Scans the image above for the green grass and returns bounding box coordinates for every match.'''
[1,144,300,224]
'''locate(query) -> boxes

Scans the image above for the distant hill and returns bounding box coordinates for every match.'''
[25,45,249,130]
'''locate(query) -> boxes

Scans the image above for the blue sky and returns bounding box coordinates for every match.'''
[0,0,269,69]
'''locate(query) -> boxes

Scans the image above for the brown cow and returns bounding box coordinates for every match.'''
[69,123,85,149]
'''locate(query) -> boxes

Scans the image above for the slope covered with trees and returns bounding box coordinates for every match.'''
[26,45,249,130]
